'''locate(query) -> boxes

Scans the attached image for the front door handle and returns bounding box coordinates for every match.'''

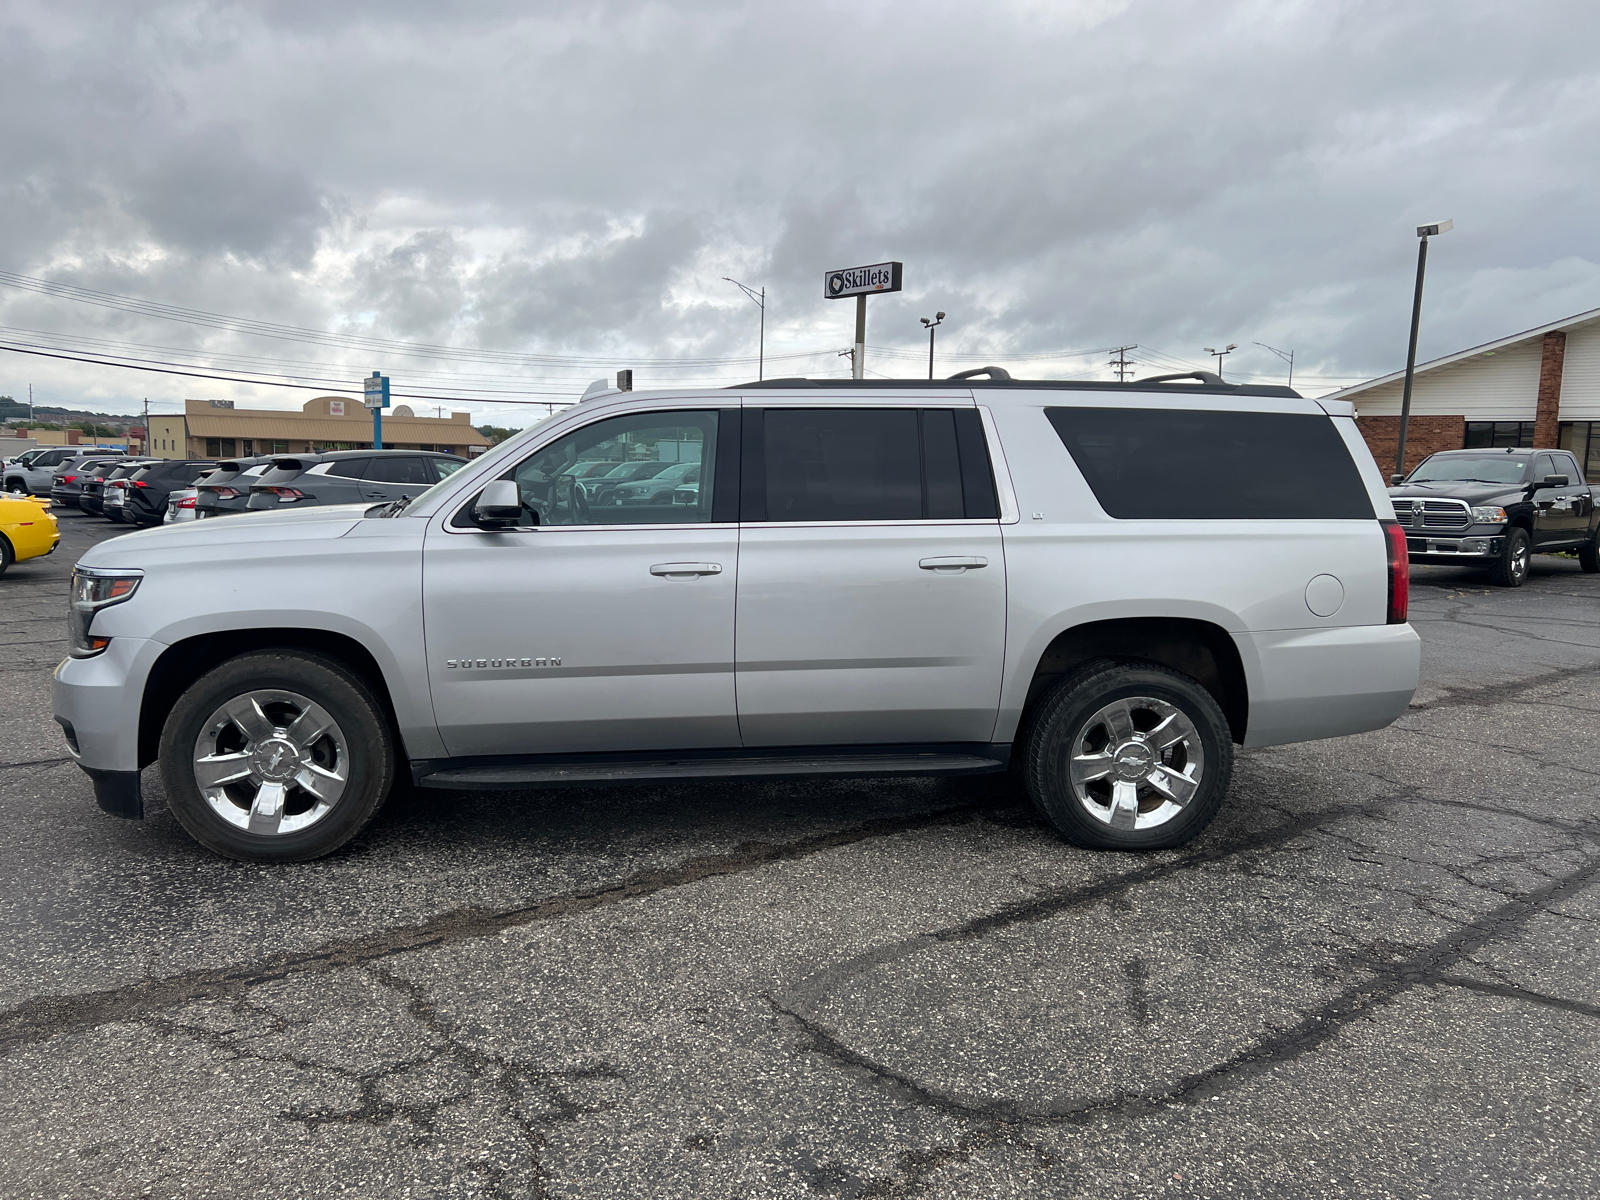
[919,556,988,573]
[650,562,722,578]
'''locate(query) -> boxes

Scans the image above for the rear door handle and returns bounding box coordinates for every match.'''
[919,556,988,572]
[650,562,723,578]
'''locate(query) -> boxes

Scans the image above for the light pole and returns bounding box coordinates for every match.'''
[920,312,945,380]
[1253,342,1294,388]
[1394,219,1453,480]
[723,277,766,381]
[1204,343,1237,379]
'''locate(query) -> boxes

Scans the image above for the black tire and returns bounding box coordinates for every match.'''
[159,650,396,862]
[0,536,12,576]
[1488,526,1531,587]
[1024,660,1234,851]
[1579,526,1600,574]
[3,478,26,494]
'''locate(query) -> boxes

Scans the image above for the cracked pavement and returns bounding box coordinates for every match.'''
[1,517,1597,1199]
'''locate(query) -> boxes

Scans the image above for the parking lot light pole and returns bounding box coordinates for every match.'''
[921,312,945,380]
[1204,343,1237,380]
[1253,342,1294,388]
[1395,220,1454,479]
[722,277,766,381]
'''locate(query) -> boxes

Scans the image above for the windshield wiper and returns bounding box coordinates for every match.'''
[364,494,415,519]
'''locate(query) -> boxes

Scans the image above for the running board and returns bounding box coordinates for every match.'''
[414,751,1006,790]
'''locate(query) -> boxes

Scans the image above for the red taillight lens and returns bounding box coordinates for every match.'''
[177,497,196,508]
[1382,519,1409,624]
[61,475,78,484]
[132,479,148,488]
[269,488,305,501]
[213,487,241,498]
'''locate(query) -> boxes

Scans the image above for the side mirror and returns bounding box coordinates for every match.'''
[473,479,527,529]
[1543,474,1569,489]
[1390,473,1405,486]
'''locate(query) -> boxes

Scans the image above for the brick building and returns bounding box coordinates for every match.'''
[146,396,490,460]
[1331,306,1600,478]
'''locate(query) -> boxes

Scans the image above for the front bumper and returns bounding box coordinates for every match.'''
[54,639,166,819]
[1406,532,1503,560]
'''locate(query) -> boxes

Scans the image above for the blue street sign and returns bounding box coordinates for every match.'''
[365,371,390,449]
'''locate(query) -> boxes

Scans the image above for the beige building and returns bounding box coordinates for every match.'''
[147,397,490,460]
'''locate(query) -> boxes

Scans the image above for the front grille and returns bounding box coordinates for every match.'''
[1391,498,1471,531]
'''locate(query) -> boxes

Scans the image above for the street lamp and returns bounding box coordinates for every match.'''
[1254,342,1294,388]
[1204,343,1237,379]
[920,312,946,380]
[722,277,766,381]
[1394,219,1454,480]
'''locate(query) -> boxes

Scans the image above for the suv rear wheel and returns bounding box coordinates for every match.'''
[1024,661,1234,851]
[159,650,395,862]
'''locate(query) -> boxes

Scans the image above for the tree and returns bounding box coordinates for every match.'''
[476,424,519,446]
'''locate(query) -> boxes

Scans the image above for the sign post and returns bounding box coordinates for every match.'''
[364,371,390,449]
[824,262,902,379]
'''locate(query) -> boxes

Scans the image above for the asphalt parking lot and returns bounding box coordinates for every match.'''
[2,513,1597,1200]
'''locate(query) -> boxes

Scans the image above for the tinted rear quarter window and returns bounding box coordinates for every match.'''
[366,456,432,484]
[325,458,371,479]
[1045,407,1373,520]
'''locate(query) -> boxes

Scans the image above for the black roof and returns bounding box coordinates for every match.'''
[733,368,1301,399]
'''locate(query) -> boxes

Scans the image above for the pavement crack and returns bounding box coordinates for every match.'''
[0,799,1002,1057]
[1434,975,1600,1019]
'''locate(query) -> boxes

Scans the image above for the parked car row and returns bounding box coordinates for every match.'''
[44,449,469,526]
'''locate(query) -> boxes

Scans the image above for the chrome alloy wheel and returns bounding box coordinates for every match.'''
[191,689,349,835]
[1511,539,1530,583]
[1067,696,1205,831]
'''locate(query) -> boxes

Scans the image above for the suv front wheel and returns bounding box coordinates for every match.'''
[1024,661,1234,851]
[159,650,395,862]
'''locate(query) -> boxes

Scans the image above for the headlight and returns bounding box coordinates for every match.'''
[69,567,143,658]
[1469,506,1508,525]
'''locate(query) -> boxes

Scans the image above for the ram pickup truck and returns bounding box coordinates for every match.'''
[1389,446,1600,587]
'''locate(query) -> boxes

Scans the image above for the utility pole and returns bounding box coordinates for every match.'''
[28,383,33,421]
[1109,346,1136,381]
[1395,220,1454,479]
[142,396,149,455]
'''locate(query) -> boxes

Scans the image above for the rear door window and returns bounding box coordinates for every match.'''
[744,408,997,522]
[1045,407,1374,520]
[365,456,432,485]
[324,458,372,479]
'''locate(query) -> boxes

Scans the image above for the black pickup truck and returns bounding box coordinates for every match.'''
[1388,447,1600,587]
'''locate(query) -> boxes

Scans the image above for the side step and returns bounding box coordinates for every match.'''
[415,751,1006,790]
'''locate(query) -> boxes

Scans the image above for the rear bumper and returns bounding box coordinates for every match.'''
[1236,623,1421,748]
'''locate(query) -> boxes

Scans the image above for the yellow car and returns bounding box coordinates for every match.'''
[0,494,60,574]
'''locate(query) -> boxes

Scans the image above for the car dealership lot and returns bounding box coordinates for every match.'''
[1,515,1597,1199]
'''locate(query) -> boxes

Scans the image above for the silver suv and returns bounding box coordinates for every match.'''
[53,373,1420,862]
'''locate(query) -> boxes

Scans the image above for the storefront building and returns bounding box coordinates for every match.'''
[1332,307,1600,477]
[147,397,490,460]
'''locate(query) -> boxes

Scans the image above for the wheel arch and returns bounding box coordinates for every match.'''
[139,628,402,769]
[1016,616,1249,746]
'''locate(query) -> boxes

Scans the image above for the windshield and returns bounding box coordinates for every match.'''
[1406,455,1528,485]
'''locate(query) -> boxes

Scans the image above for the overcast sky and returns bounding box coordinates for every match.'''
[2,0,1598,427]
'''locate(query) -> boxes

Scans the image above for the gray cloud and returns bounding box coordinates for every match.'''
[0,0,1596,420]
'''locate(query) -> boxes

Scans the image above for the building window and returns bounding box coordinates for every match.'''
[1464,421,1535,449]
[241,439,254,455]
[204,438,238,457]
[1559,423,1600,483]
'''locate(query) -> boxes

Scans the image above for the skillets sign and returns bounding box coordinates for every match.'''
[824,261,903,299]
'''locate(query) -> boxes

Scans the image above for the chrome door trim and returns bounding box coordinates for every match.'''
[443,520,739,537]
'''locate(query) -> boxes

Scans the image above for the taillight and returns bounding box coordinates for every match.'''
[213,487,241,498]
[177,496,196,508]
[132,479,148,488]
[269,488,306,502]
[1382,519,1409,624]
[61,475,78,484]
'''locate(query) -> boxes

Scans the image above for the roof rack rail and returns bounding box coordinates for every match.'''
[732,375,1301,398]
